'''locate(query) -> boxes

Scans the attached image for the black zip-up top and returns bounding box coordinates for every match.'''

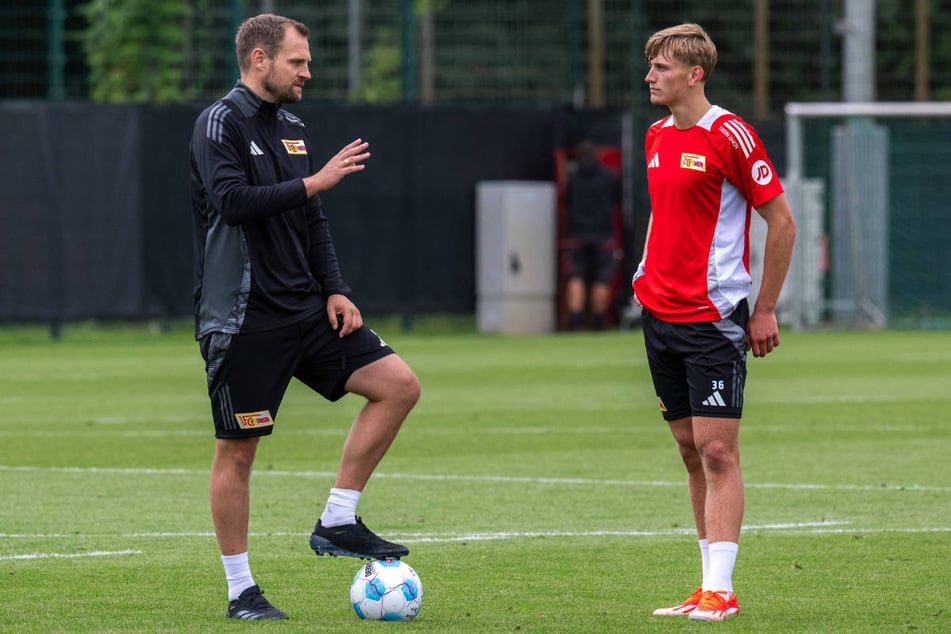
[189,83,351,339]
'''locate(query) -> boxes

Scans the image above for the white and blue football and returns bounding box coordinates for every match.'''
[350,558,423,621]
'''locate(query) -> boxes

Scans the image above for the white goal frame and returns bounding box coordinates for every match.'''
[785,101,951,180]
[782,101,951,329]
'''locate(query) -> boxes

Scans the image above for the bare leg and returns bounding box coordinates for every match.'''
[668,417,707,539]
[334,354,420,491]
[692,416,743,544]
[210,437,260,555]
[309,354,419,559]
[590,282,611,316]
[566,277,586,329]
[566,277,586,314]
[589,282,611,329]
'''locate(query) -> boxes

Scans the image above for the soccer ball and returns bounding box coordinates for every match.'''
[350,558,423,621]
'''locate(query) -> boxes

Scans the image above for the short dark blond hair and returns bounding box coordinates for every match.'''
[645,23,717,81]
[235,14,309,72]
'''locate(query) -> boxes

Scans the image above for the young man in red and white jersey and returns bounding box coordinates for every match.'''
[632,23,796,622]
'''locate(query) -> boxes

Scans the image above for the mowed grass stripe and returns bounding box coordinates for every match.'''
[1,464,948,492]
[1,325,949,633]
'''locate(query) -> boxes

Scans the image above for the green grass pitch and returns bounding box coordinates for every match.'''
[1,323,949,632]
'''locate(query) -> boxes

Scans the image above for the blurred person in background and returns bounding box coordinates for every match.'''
[564,140,620,331]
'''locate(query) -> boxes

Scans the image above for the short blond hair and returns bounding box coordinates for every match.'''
[235,14,309,72]
[645,23,717,81]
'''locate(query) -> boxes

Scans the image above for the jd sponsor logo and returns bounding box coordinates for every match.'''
[751,159,773,185]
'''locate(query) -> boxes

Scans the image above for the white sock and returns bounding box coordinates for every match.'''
[704,541,738,594]
[319,487,361,527]
[222,552,256,601]
[699,539,710,587]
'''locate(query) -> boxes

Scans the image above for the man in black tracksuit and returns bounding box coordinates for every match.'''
[189,14,420,620]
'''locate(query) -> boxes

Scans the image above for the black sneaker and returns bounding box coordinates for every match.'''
[309,516,409,560]
[226,585,288,620]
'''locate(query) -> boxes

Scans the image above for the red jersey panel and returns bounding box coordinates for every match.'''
[632,106,783,322]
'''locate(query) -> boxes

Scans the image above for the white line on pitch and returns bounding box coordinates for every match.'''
[9,521,951,544]
[0,549,142,561]
[0,522,843,541]
[3,524,950,546]
[116,520,849,540]
[1,464,948,493]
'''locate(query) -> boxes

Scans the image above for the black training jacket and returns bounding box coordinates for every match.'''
[189,83,351,339]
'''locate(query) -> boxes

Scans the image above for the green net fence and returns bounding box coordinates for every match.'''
[887,120,951,326]
[4,0,951,114]
[792,110,951,328]
[3,0,950,328]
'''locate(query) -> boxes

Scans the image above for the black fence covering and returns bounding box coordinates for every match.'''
[1,101,638,324]
[1,102,148,321]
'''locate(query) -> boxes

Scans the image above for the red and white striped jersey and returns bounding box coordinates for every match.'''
[632,106,783,322]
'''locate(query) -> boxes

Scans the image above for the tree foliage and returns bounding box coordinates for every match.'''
[358,0,451,103]
[71,0,951,109]
[81,0,188,103]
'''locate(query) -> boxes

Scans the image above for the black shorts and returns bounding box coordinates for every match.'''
[199,311,394,439]
[567,239,616,285]
[641,300,748,421]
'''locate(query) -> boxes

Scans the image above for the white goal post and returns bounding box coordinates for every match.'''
[780,101,951,329]
[785,101,951,181]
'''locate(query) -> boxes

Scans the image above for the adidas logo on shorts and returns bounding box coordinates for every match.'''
[702,390,727,407]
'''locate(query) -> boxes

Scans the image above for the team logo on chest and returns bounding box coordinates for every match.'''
[281,139,308,155]
[680,153,706,172]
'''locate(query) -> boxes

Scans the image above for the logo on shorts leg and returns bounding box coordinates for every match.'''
[702,380,728,407]
[657,396,668,412]
[370,328,388,348]
[234,410,274,429]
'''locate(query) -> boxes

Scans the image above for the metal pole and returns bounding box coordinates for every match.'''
[46,0,66,100]
[567,0,582,107]
[586,0,604,108]
[348,0,362,100]
[786,110,802,182]
[229,0,243,85]
[819,0,834,99]
[753,0,768,119]
[842,0,875,102]
[630,0,647,113]
[420,1,435,104]
[914,0,930,101]
[400,0,417,101]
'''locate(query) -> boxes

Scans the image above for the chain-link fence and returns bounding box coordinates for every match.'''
[788,108,951,328]
[4,1,951,116]
[4,0,951,328]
